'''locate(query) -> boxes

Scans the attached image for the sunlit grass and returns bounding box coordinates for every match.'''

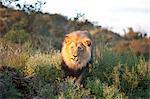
[0,37,149,98]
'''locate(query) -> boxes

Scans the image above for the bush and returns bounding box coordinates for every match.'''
[91,47,119,83]
[4,29,29,44]
[86,78,103,98]
[58,77,91,99]
[25,51,61,77]
[0,66,24,98]
[91,46,150,98]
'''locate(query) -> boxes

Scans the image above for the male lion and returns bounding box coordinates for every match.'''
[61,31,92,84]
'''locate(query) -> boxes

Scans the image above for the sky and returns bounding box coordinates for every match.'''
[12,0,150,36]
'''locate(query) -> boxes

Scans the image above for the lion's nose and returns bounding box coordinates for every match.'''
[73,55,77,57]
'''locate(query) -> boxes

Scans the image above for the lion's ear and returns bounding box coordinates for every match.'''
[64,35,71,43]
[85,39,92,47]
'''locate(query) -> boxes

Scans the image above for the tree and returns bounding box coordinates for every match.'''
[74,13,85,21]
[1,0,46,13]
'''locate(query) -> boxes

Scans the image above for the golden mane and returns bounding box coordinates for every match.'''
[61,31,92,70]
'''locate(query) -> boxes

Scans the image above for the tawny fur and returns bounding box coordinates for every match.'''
[61,31,92,70]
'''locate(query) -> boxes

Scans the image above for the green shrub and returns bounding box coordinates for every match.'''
[4,29,29,44]
[110,58,150,98]
[85,78,127,99]
[30,35,53,51]
[58,77,91,99]
[25,51,61,76]
[86,78,103,98]
[0,67,22,99]
[34,65,62,81]
[4,78,22,99]
[27,79,55,99]
[91,47,119,83]
[103,84,127,99]
[90,46,150,98]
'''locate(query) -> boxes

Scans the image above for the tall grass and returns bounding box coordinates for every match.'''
[0,37,149,98]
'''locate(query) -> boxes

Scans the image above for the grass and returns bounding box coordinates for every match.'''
[0,37,149,99]
[0,5,149,98]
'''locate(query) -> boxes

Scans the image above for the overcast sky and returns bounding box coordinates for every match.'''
[17,0,150,36]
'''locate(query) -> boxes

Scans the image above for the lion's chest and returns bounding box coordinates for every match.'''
[61,60,87,77]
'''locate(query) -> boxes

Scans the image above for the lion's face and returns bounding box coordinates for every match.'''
[61,31,92,70]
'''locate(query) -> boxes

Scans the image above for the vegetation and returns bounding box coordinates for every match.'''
[0,2,150,99]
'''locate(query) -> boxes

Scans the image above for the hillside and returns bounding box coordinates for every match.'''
[0,4,150,99]
[0,5,125,49]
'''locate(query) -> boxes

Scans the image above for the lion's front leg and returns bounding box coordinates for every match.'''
[75,67,88,84]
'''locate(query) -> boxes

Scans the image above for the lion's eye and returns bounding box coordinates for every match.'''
[78,46,83,51]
